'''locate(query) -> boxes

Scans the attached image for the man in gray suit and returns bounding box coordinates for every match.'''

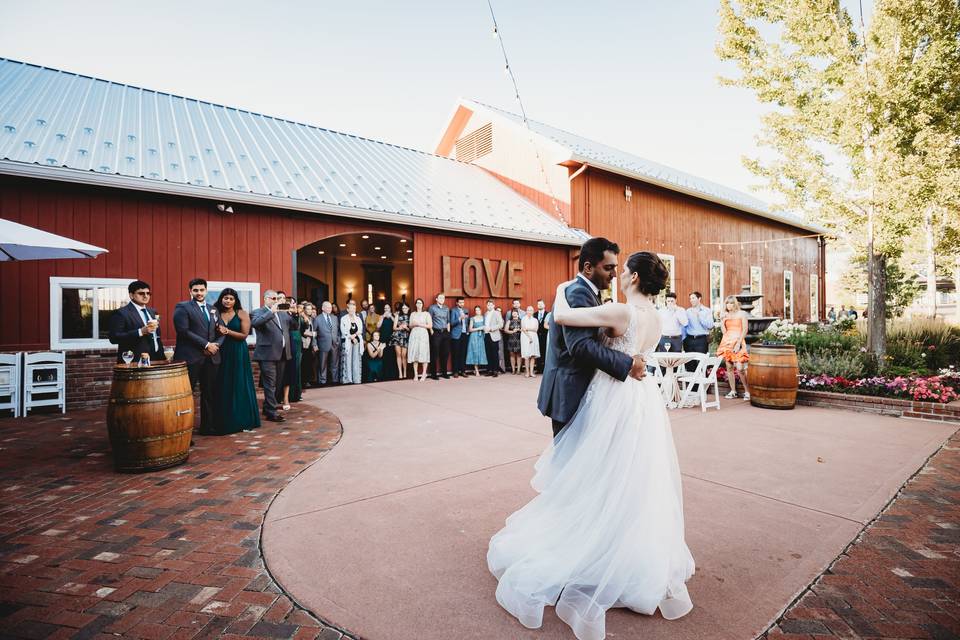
[313,300,340,386]
[251,289,292,423]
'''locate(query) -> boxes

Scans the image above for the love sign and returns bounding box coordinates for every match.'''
[441,256,523,298]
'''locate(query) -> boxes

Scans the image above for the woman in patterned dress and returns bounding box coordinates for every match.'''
[406,298,432,382]
[504,309,523,374]
[391,301,411,379]
[716,295,751,400]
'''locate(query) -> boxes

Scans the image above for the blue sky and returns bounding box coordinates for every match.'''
[0,0,870,206]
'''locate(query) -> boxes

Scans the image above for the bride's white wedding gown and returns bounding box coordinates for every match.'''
[487,305,695,640]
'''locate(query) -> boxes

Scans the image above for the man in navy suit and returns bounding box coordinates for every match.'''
[173,278,225,433]
[108,280,165,363]
[537,237,647,437]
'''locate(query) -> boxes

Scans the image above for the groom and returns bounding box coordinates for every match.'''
[537,237,647,437]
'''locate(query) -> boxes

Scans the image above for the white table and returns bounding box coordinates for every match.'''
[649,352,697,409]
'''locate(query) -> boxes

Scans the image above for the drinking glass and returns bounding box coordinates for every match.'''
[164,347,175,360]
[664,342,672,352]
[122,351,135,365]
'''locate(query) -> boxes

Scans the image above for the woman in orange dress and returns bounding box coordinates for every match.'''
[716,295,751,400]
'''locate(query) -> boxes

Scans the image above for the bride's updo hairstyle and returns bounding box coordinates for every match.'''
[625,252,670,296]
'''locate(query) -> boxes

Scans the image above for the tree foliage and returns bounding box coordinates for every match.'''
[717,0,960,357]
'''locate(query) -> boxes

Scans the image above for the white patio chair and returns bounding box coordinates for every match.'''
[678,355,722,412]
[646,354,665,388]
[23,351,66,415]
[0,353,22,418]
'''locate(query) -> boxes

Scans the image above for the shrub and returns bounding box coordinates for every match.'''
[797,349,869,378]
[882,320,960,372]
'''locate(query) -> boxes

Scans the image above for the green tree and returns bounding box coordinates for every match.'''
[717,0,960,360]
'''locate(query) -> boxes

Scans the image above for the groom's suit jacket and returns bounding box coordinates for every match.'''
[537,277,633,425]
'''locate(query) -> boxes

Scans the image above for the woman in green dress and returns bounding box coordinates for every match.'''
[212,288,261,434]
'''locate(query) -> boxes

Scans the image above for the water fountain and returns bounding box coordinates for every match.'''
[735,285,778,344]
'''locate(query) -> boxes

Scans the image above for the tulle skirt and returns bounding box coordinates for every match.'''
[487,373,694,639]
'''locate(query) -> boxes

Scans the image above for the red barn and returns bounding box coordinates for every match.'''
[0,61,826,409]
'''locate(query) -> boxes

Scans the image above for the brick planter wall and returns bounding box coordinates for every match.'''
[797,389,960,424]
[4,348,262,412]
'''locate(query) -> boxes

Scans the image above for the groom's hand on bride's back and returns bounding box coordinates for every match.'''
[629,355,647,380]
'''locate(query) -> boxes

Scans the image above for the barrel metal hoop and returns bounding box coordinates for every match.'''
[109,392,192,405]
[112,428,193,444]
[113,370,188,381]
[748,363,799,369]
[116,451,189,470]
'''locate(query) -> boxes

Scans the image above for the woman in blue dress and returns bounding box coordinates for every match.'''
[465,305,487,377]
[212,288,261,434]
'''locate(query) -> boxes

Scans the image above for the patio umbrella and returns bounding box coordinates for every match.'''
[0,218,108,261]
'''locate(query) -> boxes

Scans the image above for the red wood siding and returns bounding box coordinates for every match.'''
[0,176,572,350]
[412,231,572,310]
[571,169,825,321]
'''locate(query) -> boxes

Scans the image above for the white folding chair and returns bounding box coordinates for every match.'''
[676,351,707,406]
[679,355,722,412]
[0,353,23,418]
[646,354,665,388]
[23,351,66,415]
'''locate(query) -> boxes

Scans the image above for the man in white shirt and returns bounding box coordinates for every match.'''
[657,292,688,352]
[483,299,504,377]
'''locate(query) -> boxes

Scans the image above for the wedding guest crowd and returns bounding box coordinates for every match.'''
[110,279,560,434]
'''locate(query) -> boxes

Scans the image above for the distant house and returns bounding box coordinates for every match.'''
[436,99,827,322]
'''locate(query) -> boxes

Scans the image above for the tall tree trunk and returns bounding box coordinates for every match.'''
[924,208,937,318]
[867,249,887,361]
[954,258,960,324]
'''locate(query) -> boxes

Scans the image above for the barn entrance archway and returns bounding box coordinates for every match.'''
[295,231,414,312]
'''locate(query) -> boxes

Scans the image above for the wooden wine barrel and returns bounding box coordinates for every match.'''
[746,344,799,410]
[107,361,193,472]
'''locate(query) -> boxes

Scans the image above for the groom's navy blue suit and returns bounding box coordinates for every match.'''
[537,276,633,437]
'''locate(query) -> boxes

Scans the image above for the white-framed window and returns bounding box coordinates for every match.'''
[657,253,676,306]
[50,276,135,350]
[709,260,724,319]
[750,265,763,317]
[783,270,794,322]
[810,273,819,322]
[206,281,261,344]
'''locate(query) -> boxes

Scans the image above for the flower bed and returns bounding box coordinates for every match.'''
[798,368,960,404]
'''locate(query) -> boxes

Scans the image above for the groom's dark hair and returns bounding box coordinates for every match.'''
[578,237,620,271]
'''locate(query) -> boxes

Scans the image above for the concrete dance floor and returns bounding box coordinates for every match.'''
[262,376,956,640]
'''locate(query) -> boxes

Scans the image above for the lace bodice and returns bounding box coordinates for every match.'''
[603,304,659,358]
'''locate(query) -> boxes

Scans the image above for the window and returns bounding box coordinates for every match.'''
[657,254,675,306]
[709,261,724,319]
[206,281,261,344]
[750,266,763,317]
[50,277,134,350]
[783,270,794,322]
[810,273,819,322]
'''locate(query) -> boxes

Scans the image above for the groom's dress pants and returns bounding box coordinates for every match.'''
[552,419,566,438]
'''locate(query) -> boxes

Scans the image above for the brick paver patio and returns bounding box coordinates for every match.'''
[0,403,351,640]
[0,397,957,639]
[764,430,960,640]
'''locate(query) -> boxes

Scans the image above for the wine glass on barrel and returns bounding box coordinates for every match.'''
[122,350,134,365]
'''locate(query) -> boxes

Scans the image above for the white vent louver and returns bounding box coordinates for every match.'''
[455,123,493,164]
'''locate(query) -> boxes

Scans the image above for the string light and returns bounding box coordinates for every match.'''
[487,0,568,226]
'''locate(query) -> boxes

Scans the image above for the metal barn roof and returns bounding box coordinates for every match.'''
[460,99,826,234]
[0,59,582,245]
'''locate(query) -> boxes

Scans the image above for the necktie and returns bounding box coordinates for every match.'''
[201,303,210,324]
[326,314,331,329]
[140,308,158,352]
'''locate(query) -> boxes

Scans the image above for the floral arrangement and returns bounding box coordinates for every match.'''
[762,319,808,342]
[799,372,959,404]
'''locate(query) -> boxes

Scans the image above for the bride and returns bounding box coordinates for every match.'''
[487,251,695,640]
